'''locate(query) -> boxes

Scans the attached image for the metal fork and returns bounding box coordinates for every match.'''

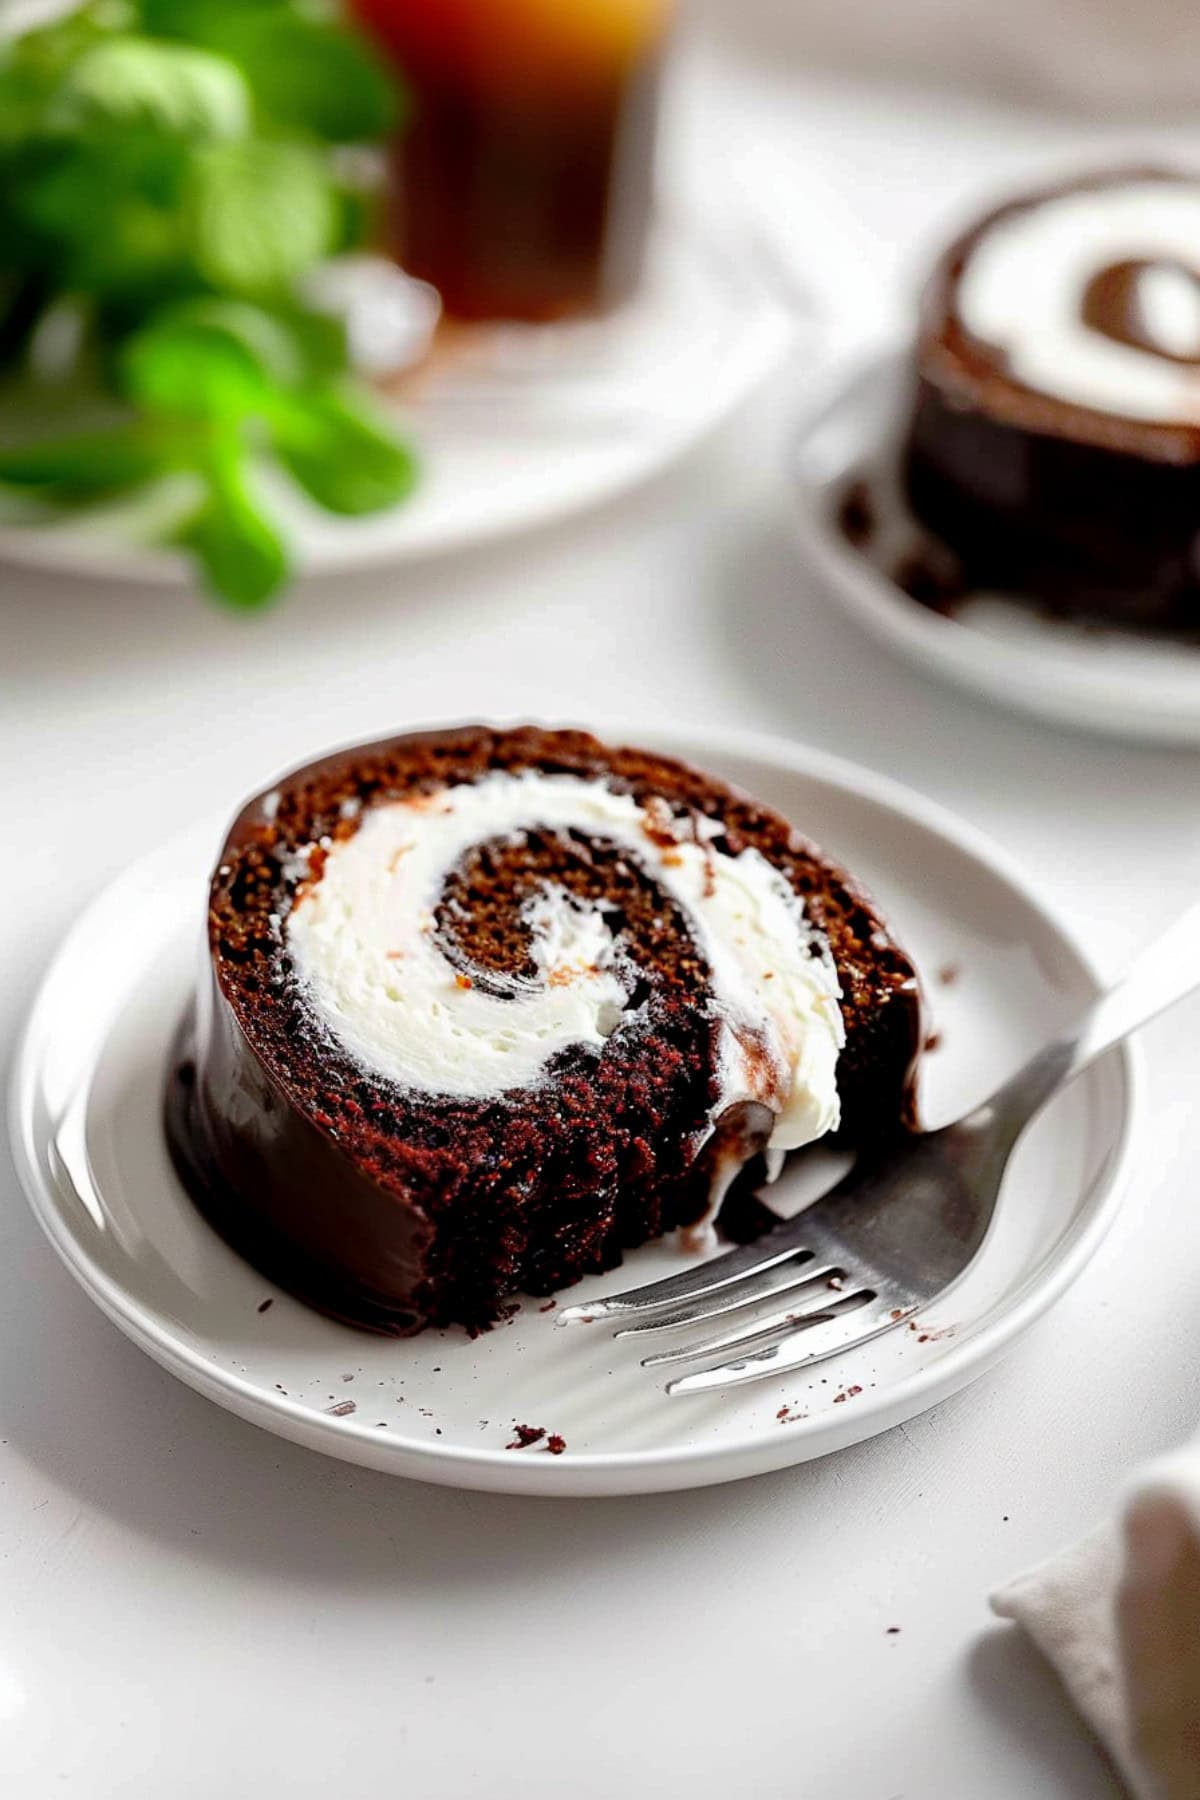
[558,903,1199,1395]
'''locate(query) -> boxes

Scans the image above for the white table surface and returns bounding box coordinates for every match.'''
[5,41,1200,1800]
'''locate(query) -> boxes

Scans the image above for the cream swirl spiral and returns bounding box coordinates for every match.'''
[958,178,1200,423]
[286,770,845,1159]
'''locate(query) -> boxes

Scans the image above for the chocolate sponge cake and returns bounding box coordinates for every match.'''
[166,726,922,1335]
[904,169,1200,628]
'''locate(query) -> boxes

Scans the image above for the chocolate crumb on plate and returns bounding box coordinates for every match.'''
[256,1298,274,1313]
[892,544,968,616]
[837,478,876,547]
[506,1424,545,1450]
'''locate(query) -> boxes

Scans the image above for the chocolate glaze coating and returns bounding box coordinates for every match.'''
[904,168,1200,630]
[165,726,923,1335]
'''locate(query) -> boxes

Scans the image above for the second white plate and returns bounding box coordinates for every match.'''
[9,726,1139,1496]
[791,350,1200,745]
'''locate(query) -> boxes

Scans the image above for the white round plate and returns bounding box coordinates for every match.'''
[0,219,793,585]
[791,349,1200,744]
[10,726,1139,1496]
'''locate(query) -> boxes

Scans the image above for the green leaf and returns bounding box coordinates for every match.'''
[236,16,402,141]
[137,0,297,45]
[264,301,348,381]
[134,2,400,141]
[118,298,303,416]
[48,37,250,141]
[120,318,271,419]
[184,138,337,296]
[272,386,417,515]
[11,135,195,300]
[0,3,132,131]
[0,421,165,496]
[0,60,59,147]
[177,438,289,607]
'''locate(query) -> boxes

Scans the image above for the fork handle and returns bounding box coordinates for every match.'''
[980,900,1200,1132]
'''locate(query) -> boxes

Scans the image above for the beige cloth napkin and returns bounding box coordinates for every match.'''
[992,1444,1200,1799]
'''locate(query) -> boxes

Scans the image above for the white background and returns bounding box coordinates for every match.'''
[5,33,1200,1800]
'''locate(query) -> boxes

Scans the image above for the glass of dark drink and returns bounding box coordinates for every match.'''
[350,0,674,323]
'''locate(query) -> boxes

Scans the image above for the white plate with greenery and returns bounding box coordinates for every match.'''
[0,220,794,593]
[0,5,794,605]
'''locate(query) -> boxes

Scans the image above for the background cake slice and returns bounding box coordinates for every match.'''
[166,726,922,1334]
[904,168,1200,629]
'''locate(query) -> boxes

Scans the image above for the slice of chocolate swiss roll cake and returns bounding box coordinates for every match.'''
[904,169,1200,628]
[166,727,922,1334]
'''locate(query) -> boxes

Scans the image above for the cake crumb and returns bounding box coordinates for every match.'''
[894,543,968,613]
[325,1400,356,1417]
[539,1300,557,1312]
[886,1626,901,1636]
[545,1434,567,1455]
[838,479,876,547]
[924,1030,943,1052]
[454,972,473,990]
[507,1424,545,1450]
[257,1297,274,1314]
[937,962,960,987]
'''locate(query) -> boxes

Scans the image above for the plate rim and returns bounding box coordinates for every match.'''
[8,722,1144,1494]
[790,345,1200,743]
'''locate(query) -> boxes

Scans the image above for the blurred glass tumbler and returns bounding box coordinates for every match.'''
[351,0,673,322]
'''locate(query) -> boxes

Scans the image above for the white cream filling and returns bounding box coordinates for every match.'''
[286,771,845,1160]
[957,181,1200,422]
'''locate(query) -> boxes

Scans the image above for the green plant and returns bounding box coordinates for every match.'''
[0,0,416,607]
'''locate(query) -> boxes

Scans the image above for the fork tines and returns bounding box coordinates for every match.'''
[557,1234,917,1395]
